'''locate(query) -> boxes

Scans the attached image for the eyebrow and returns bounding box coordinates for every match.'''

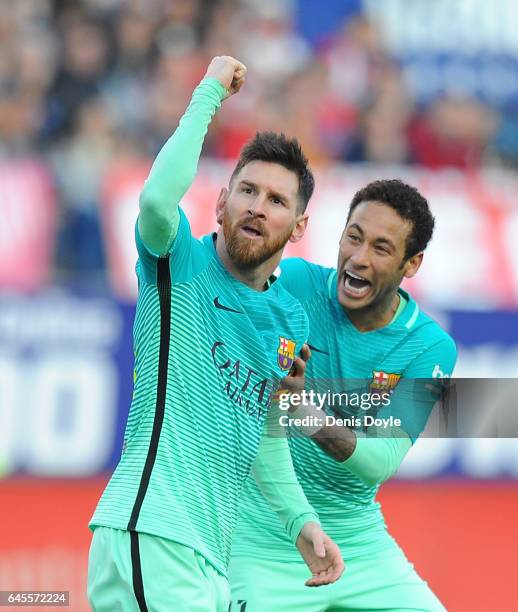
[240,180,289,205]
[348,223,397,251]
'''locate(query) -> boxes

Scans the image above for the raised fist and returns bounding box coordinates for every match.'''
[203,55,247,99]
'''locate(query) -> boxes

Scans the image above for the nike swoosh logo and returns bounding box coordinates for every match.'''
[213,297,244,314]
[307,343,329,356]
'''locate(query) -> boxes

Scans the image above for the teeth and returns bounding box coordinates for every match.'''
[346,271,367,281]
[344,274,371,297]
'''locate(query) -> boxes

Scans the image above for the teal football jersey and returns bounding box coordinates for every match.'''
[90,213,309,575]
[232,258,457,561]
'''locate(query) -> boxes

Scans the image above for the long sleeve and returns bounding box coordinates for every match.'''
[341,432,412,487]
[341,335,457,486]
[252,412,319,544]
[138,77,226,255]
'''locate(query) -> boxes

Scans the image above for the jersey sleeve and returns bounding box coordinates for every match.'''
[251,408,319,544]
[405,333,457,378]
[135,208,196,285]
[138,77,226,256]
[379,334,458,442]
[341,333,457,484]
[341,434,412,487]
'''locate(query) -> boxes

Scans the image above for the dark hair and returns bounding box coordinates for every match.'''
[230,131,314,212]
[347,179,435,259]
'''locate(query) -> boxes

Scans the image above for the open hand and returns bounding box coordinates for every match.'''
[296,521,345,587]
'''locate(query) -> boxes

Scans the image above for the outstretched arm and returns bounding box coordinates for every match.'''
[138,56,247,255]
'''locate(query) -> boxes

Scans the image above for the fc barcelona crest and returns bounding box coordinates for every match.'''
[370,370,401,392]
[277,336,296,371]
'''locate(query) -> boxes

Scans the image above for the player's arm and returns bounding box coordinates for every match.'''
[284,338,456,486]
[337,432,412,487]
[278,344,356,462]
[138,56,246,255]
[282,392,412,487]
[252,410,344,586]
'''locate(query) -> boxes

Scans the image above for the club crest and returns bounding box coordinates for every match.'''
[277,336,296,371]
[370,370,401,391]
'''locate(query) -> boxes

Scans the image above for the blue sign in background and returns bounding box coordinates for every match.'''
[1,291,516,479]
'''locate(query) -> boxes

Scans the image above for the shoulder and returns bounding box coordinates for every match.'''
[278,258,335,302]
[136,209,214,285]
[402,297,457,376]
[414,308,456,353]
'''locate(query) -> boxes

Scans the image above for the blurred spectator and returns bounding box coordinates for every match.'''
[0,6,55,155]
[0,87,45,157]
[102,9,156,130]
[282,61,337,163]
[236,0,311,85]
[0,0,514,289]
[50,97,115,278]
[44,12,111,140]
[324,15,384,108]
[344,66,414,164]
[409,97,498,169]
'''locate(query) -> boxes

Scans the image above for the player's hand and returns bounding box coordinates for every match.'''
[296,521,345,587]
[279,343,311,400]
[203,55,247,99]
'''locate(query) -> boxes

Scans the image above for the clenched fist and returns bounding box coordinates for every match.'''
[203,55,247,99]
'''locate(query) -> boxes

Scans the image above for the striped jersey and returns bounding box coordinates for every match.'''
[232,257,457,561]
[90,214,309,575]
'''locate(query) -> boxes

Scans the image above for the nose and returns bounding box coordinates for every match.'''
[349,242,369,268]
[247,194,267,219]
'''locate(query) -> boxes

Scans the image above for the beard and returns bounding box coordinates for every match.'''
[222,211,294,269]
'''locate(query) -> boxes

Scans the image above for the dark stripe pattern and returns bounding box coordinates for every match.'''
[130,531,148,612]
[128,255,171,530]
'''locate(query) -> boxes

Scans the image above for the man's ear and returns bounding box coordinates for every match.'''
[215,187,228,225]
[289,213,309,244]
[403,252,423,279]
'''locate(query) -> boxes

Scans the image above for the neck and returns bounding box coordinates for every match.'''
[347,290,400,332]
[215,229,281,291]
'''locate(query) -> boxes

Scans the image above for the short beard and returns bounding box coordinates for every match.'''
[222,212,294,269]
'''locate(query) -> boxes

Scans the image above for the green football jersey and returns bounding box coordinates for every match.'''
[232,258,457,561]
[90,215,309,575]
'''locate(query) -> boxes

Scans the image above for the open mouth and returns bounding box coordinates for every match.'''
[240,225,263,239]
[343,270,372,298]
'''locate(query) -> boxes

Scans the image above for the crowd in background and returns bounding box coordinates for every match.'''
[1,0,516,279]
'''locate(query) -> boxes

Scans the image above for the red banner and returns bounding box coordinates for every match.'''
[1,478,517,612]
[0,160,56,291]
[100,162,518,307]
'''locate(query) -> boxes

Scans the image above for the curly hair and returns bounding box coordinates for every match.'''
[230,131,314,212]
[347,179,435,259]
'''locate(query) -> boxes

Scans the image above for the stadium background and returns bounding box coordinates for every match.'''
[1,0,517,610]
